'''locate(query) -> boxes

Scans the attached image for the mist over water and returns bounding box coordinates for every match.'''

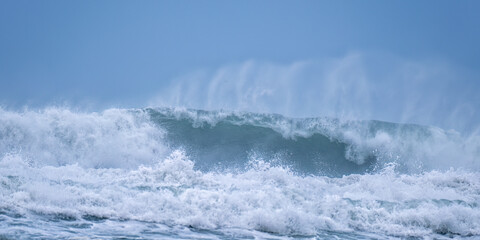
[151,53,480,133]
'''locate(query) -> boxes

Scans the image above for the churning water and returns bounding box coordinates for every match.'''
[0,107,479,239]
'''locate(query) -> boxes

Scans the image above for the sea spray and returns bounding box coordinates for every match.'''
[0,107,167,168]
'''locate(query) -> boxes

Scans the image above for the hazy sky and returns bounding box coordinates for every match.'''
[1,0,479,130]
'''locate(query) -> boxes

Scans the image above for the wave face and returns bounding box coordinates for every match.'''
[148,108,479,175]
[0,107,479,239]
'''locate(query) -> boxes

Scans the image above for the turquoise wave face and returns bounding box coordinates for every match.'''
[148,108,374,176]
[146,107,479,176]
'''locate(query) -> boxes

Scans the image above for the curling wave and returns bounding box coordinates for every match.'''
[0,107,479,239]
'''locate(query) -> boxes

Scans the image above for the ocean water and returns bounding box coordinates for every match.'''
[0,107,479,239]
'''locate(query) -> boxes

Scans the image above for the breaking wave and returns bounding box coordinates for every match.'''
[0,107,479,239]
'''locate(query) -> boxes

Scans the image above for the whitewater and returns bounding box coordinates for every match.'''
[0,107,479,239]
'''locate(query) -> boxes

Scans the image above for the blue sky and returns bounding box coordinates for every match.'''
[1,0,479,130]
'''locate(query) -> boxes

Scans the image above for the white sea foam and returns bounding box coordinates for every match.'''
[0,107,167,168]
[1,150,479,238]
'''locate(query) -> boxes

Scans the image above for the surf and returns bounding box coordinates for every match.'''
[0,107,479,239]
